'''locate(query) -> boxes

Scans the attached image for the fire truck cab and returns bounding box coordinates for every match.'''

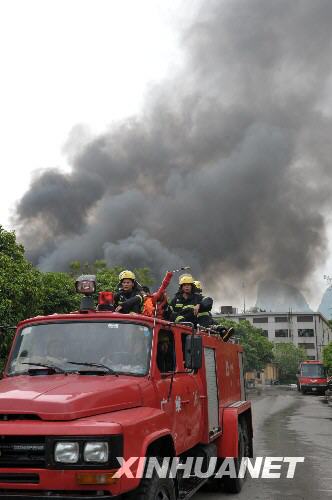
[297,360,328,394]
[0,284,253,499]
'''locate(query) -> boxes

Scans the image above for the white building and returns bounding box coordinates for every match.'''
[214,311,332,360]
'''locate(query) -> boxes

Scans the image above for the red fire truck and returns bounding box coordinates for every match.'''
[297,360,328,394]
[0,277,253,499]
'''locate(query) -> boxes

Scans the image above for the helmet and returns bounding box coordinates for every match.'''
[194,280,202,290]
[119,270,136,281]
[179,274,194,286]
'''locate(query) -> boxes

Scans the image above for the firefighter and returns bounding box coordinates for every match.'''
[169,274,201,324]
[113,270,143,314]
[193,280,214,327]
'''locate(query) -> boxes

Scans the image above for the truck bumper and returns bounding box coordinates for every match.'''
[0,493,119,499]
[301,385,327,392]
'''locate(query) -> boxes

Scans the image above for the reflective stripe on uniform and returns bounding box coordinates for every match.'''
[175,315,185,323]
[197,312,210,317]
[182,304,195,310]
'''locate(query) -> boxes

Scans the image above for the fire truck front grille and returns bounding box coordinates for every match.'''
[0,473,39,483]
[0,436,46,468]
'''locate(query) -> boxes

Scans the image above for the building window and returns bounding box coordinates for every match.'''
[298,329,314,337]
[253,317,268,324]
[260,330,269,337]
[275,316,288,322]
[298,343,315,349]
[297,315,313,322]
[275,329,288,338]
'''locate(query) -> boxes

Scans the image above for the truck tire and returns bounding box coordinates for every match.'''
[223,421,247,494]
[205,420,249,494]
[123,465,176,500]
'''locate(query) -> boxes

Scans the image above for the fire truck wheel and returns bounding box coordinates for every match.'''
[223,422,247,494]
[123,471,175,500]
[205,421,249,494]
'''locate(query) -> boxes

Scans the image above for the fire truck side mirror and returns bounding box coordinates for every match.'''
[185,335,203,370]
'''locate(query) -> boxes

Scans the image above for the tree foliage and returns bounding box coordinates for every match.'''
[0,227,43,365]
[216,318,274,372]
[40,272,80,315]
[272,343,306,383]
[323,342,332,375]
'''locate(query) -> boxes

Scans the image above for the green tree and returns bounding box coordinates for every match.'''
[0,226,44,364]
[216,318,274,372]
[40,272,80,315]
[273,343,306,383]
[323,342,332,375]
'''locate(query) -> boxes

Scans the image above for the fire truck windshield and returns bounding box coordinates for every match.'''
[301,364,326,377]
[7,321,152,377]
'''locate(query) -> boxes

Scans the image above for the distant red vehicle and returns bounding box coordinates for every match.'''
[297,360,328,394]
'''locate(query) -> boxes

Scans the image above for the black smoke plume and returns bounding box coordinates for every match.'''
[15,0,332,300]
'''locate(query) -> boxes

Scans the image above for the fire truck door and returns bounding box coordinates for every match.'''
[204,347,220,435]
[154,329,188,452]
[178,372,203,449]
[156,376,189,453]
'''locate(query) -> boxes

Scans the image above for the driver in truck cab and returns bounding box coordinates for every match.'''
[113,270,144,314]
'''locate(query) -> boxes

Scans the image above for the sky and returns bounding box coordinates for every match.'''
[1,0,332,312]
[0,0,194,226]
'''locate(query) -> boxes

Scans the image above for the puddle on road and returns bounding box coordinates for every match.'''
[257,390,332,500]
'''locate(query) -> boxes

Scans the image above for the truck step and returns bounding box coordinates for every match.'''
[179,476,208,500]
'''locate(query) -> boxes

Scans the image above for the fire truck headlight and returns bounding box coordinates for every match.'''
[84,442,109,463]
[54,442,79,463]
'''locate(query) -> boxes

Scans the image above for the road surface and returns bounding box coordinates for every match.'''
[194,386,332,499]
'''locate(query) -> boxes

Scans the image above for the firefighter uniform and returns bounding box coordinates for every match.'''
[193,281,214,327]
[197,297,213,327]
[170,274,202,324]
[113,270,143,314]
[170,292,201,324]
[113,289,143,314]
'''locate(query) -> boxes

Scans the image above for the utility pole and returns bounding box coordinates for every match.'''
[242,281,246,314]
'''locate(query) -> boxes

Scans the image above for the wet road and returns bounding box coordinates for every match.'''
[194,386,332,499]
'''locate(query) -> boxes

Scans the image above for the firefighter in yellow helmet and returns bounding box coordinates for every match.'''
[193,279,215,327]
[113,270,144,314]
[169,274,202,324]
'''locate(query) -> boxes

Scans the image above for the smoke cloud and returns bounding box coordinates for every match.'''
[15,0,332,298]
